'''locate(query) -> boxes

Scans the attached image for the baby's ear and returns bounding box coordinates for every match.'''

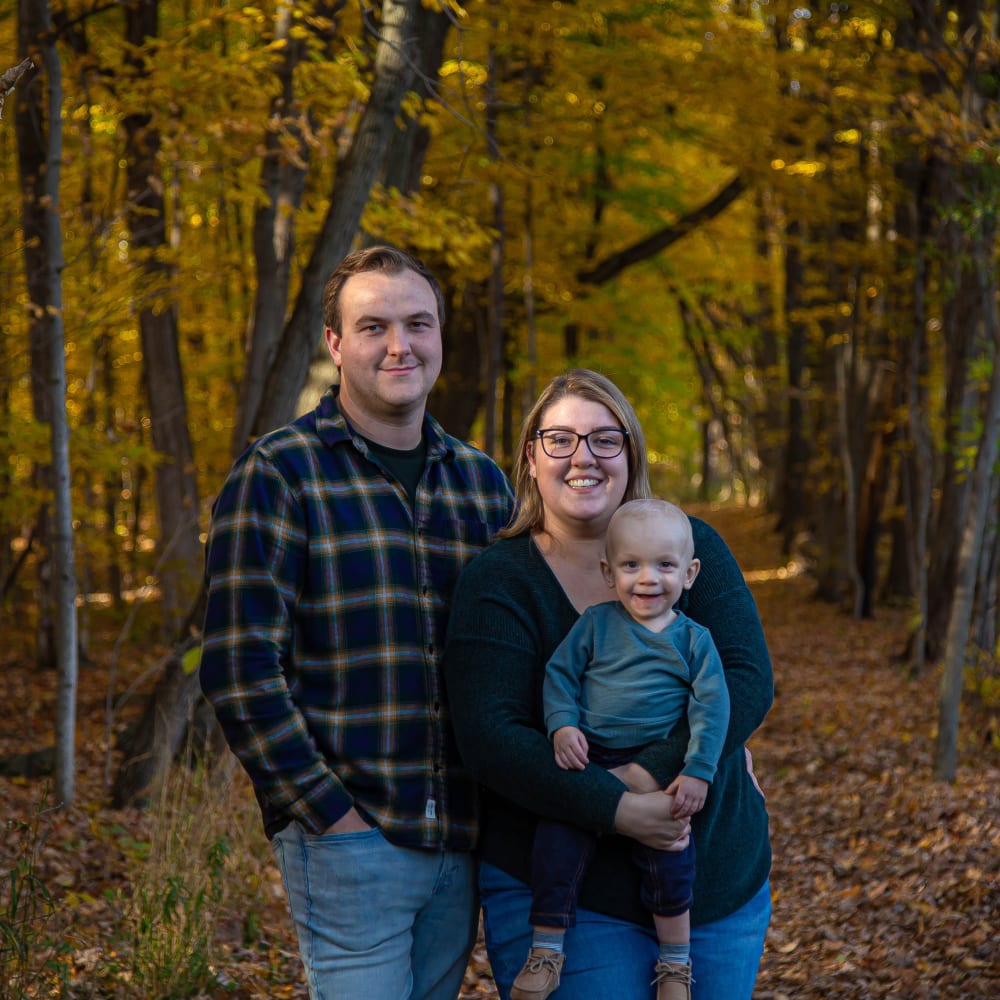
[600,559,615,587]
[684,557,701,589]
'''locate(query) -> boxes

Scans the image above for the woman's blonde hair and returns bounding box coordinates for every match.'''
[499,369,652,538]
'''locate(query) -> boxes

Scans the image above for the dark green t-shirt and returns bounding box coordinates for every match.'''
[362,435,428,505]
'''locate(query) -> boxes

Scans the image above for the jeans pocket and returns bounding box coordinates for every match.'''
[303,823,381,844]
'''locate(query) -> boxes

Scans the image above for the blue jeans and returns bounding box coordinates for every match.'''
[271,823,478,1000]
[480,862,770,1000]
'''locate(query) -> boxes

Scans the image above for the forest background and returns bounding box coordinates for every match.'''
[1,0,998,995]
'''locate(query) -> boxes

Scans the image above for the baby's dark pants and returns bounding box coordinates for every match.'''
[529,743,696,929]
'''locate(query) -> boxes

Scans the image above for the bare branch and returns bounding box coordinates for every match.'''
[577,174,747,286]
[0,57,36,121]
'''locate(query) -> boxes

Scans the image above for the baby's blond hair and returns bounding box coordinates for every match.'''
[605,498,693,560]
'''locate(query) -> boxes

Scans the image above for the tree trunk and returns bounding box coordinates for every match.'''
[17,0,79,807]
[934,336,1000,779]
[972,480,998,659]
[521,175,538,420]
[427,280,486,439]
[778,224,809,557]
[231,0,324,456]
[251,0,424,438]
[834,337,864,618]
[108,0,205,805]
[894,152,933,670]
[368,4,468,437]
[376,1,450,197]
[751,187,785,509]
[15,35,55,670]
[924,244,980,660]
[809,316,848,606]
[123,0,202,634]
[112,633,203,808]
[934,185,1000,780]
[483,10,505,456]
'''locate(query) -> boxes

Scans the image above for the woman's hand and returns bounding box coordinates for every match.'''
[746,746,765,798]
[613,790,691,851]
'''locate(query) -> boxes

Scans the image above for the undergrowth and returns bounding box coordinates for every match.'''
[1,759,272,998]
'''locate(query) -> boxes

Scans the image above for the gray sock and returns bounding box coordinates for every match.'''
[658,941,690,966]
[532,929,565,954]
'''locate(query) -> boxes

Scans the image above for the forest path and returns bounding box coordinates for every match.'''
[700,504,996,999]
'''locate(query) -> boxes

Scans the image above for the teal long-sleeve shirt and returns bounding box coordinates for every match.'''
[544,605,730,783]
[443,519,772,928]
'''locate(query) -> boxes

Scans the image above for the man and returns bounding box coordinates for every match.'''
[201,246,515,999]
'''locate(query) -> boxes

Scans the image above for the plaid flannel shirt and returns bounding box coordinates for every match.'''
[201,386,514,849]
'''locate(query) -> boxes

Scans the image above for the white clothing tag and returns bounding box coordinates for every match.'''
[425,798,437,820]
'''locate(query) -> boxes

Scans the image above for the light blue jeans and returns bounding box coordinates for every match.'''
[272,823,478,1000]
[480,862,771,1000]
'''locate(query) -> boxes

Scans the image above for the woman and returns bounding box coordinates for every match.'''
[443,370,772,1000]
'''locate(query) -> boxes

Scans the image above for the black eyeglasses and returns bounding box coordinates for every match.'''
[535,428,629,459]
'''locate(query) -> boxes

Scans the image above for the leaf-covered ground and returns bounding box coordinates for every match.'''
[714,506,998,1000]
[1,504,997,997]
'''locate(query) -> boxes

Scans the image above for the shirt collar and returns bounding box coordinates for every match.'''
[315,384,453,461]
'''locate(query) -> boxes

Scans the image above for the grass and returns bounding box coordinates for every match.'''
[0,758,281,998]
[0,809,68,1000]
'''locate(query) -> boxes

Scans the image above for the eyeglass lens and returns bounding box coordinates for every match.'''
[538,429,625,458]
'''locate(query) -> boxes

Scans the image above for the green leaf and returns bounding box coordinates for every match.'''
[181,646,202,675]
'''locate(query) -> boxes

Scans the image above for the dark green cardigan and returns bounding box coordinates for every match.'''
[442,518,773,927]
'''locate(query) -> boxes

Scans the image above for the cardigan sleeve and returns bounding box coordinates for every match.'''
[443,541,627,834]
